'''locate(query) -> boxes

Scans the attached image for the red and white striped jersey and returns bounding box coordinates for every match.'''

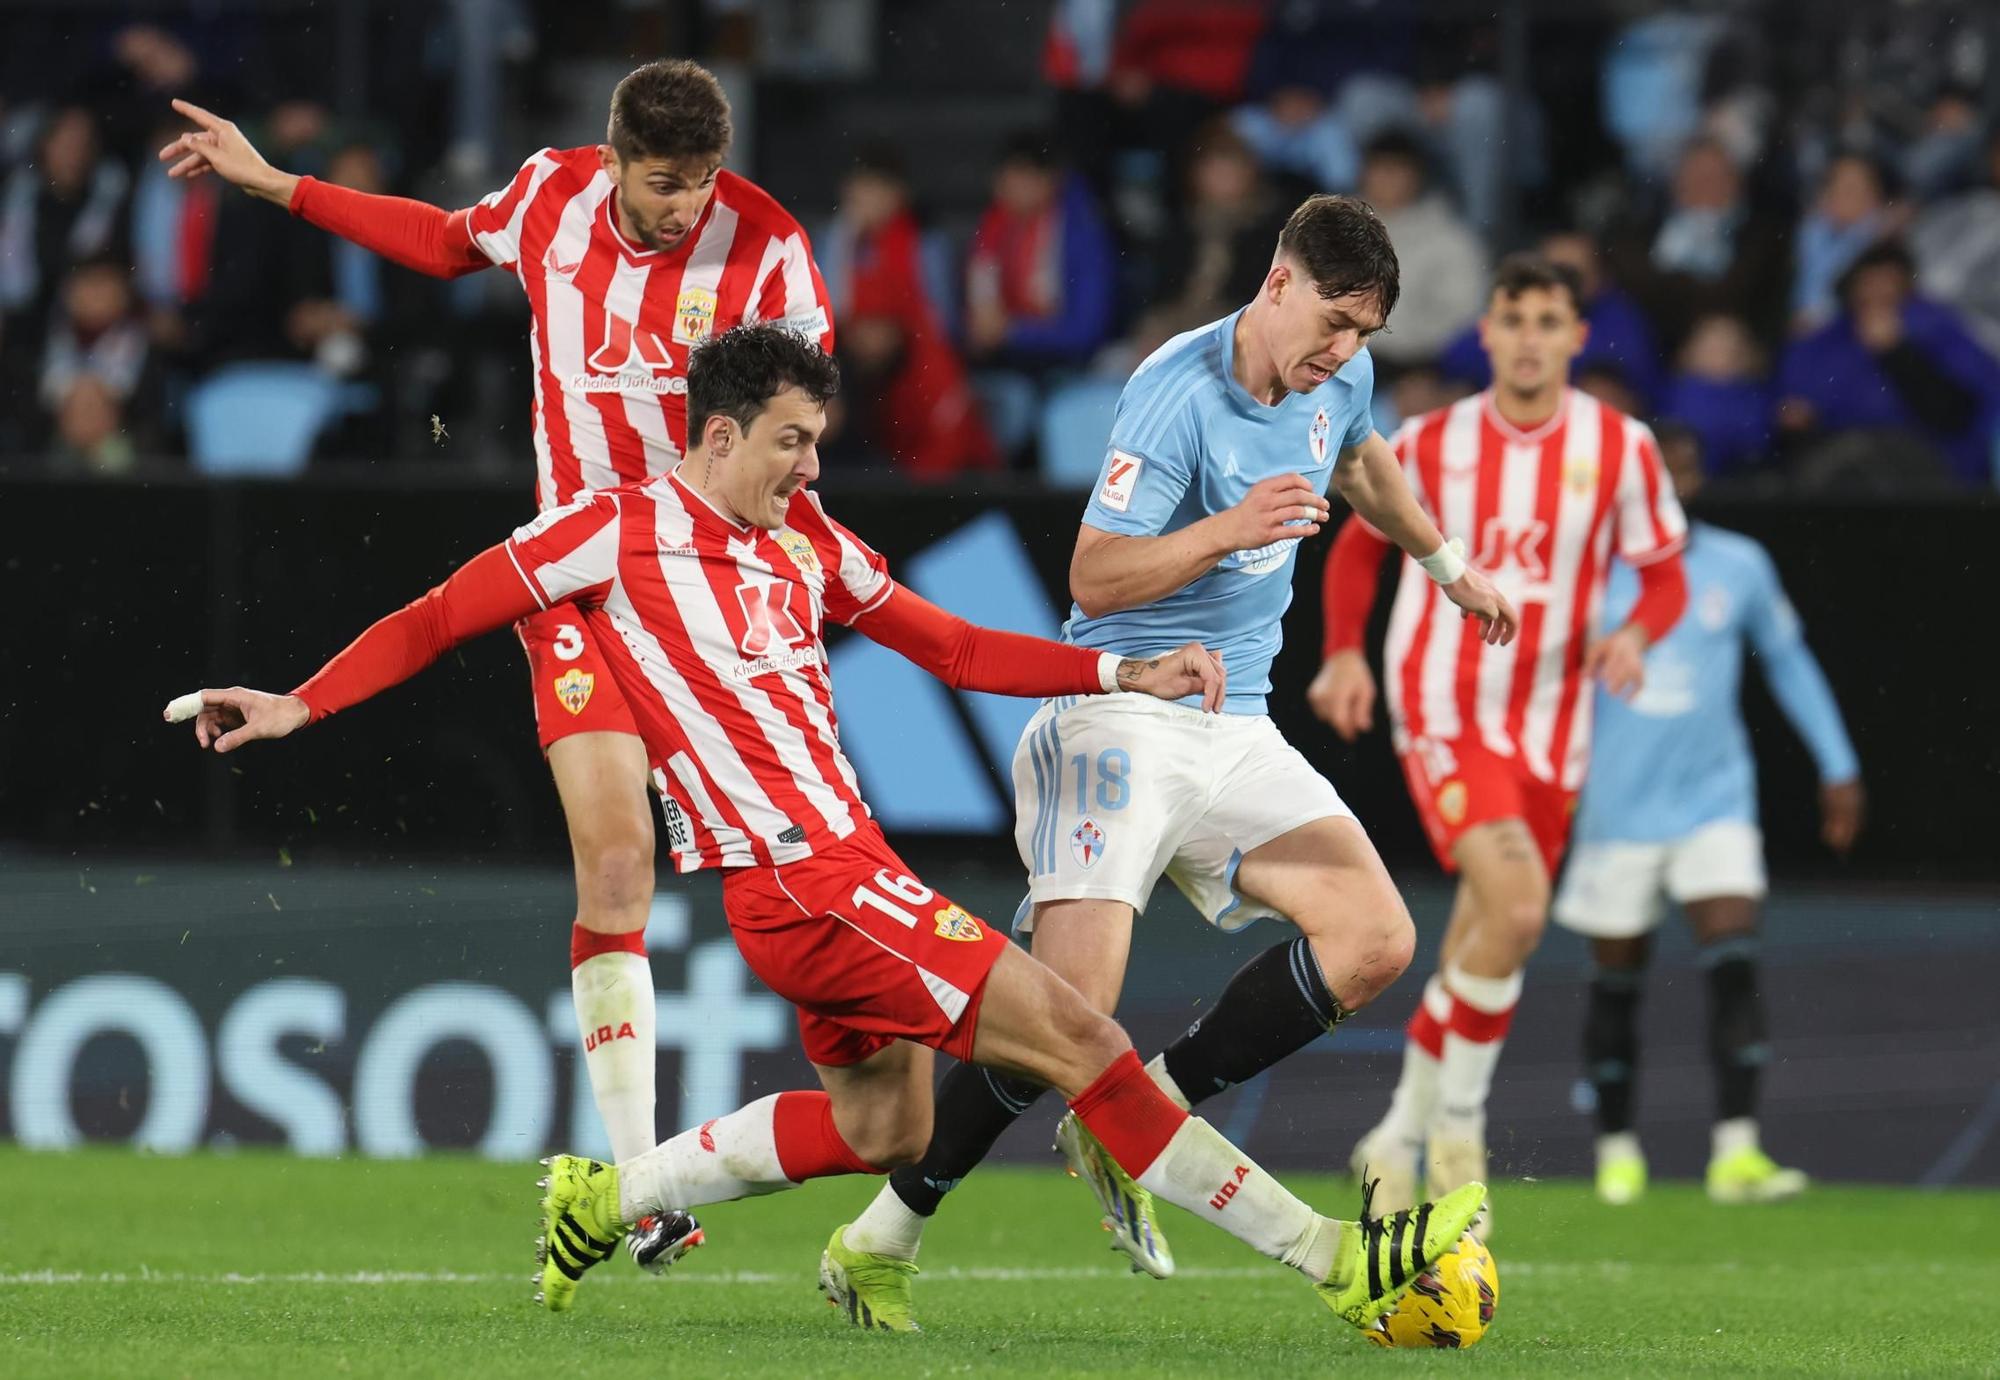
[505,471,889,871]
[1380,388,1688,790]
[464,149,836,511]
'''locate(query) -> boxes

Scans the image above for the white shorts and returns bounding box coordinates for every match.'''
[1011,695,1353,932]
[1553,820,1767,939]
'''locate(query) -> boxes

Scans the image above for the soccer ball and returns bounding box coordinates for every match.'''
[1363,1232,1498,1349]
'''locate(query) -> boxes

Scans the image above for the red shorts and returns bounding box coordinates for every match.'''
[1397,735,1576,876]
[515,605,639,750]
[722,824,1012,1068]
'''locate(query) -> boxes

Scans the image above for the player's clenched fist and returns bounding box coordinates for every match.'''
[1307,649,1375,742]
[157,99,297,206]
[168,687,311,753]
[1215,474,1330,553]
[1117,642,1229,713]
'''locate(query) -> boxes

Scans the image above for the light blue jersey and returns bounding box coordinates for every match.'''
[1067,309,1376,713]
[1576,522,1859,844]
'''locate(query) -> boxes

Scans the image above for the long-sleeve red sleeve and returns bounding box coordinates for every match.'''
[854,586,1108,698]
[291,544,541,722]
[288,176,488,279]
[1322,517,1394,657]
[1624,549,1689,646]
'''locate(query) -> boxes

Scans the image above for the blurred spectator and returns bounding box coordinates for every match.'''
[1777,239,2000,487]
[1901,86,1987,202]
[1048,0,1266,226]
[194,133,381,375]
[40,259,152,413]
[1575,360,1644,420]
[822,147,998,479]
[1650,419,1708,499]
[1231,2,1539,232]
[0,107,131,342]
[50,373,135,475]
[965,134,1117,369]
[1354,132,1484,367]
[1370,361,1471,436]
[130,115,221,355]
[1607,136,1790,350]
[1792,153,1903,332]
[1112,119,1287,369]
[1913,128,2000,360]
[1660,313,1772,478]
[1439,229,1661,405]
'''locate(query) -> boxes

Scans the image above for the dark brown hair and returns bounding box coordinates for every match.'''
[1490,252,1586,313]
[689,325,840,438]
[1276,195,1401,316]
[607,60,732,163]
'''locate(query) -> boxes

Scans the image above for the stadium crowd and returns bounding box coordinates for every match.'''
[4,0,1998,492]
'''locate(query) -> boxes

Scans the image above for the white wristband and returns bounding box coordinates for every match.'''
[1098,651,1123,693]
[1418,537,1468,585]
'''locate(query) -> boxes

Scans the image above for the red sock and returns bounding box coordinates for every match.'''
[771,1090,880,1180]
[571,923,646,968]
[1068,1049,1190,1178]
[1407,999,1447,1058]
[1448,996,1517,1044]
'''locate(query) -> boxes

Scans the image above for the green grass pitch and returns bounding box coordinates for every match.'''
[2,1147,1995,1377]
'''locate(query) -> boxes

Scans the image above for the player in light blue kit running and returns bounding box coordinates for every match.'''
[1554,424,1864,1206]
[824,196,1517,1319]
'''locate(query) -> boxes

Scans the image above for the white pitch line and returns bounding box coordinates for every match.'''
[0,1262,1625,1288]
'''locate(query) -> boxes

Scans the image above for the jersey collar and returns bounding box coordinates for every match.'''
[1481,386,1572,445]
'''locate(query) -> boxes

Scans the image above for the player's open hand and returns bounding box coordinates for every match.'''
[1306,649,1375,741]
[167,687,311,753]
[1820,778,1865,855]
[1117,643,1227,712]
[1218,474,1330,553]
[1441,567,1518,646]
[157,99,293,204]
[1584,624,1649,699]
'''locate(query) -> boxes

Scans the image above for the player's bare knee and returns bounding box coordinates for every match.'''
[1495,895,1550,954]
[1048,991,1132,1087]
[574,834,656,925]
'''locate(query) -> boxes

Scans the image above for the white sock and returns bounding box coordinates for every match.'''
[845,1182,928,1260]
[1134,1115,1336,1283]
[617,1093,794,1225]
[1144,1053,1193,1112]
[571,948,657,1164]
[1712,1116,1759,1160]
[1434,964,1523,1143]
[1378,976,1451,1148]
[1597,1131,1644,1165]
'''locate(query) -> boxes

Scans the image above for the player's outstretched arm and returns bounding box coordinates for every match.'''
[853,586,1226,710]
[158,99,488,278]
[1332,432,1518,646]
[164,544,542,753]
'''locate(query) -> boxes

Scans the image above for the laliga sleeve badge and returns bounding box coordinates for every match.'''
[1070,817,1106,868]
[933,904,984,942]
[1099,451,1142,513]
[554,668,596,716]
